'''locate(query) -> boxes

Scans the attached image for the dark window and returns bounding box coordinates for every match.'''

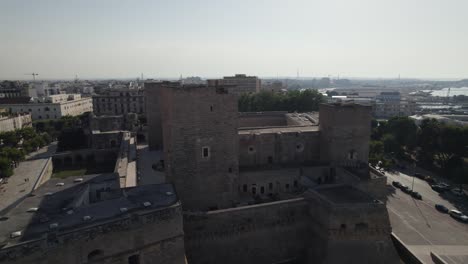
[128,254,140,264]
[285,183,290,189]
[294,180,298,187]
[267,156,273,164]
[202,147,210,158]
[228,167,232,173]
[210,105,213,112]
[243,184,247,192]
[260,186,265,194]
[252,187,256,195]
[269,182,273,190]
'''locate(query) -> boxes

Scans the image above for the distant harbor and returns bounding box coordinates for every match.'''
[422,87,468,97]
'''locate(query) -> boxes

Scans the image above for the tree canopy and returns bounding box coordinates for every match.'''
[238,90,325,112]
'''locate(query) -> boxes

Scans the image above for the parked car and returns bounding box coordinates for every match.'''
[411,191,422,200]
[414,173,425,179]
[425,176,436,184]
[451,189,464,197]
[431,184,450,193]
[392,181,402,188]
[449,210,468,222]
[435,204,449,213]
[401,186,411,194]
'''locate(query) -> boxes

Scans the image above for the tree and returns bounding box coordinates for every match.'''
[0,147,25,165]
[382,134,399,155]
[386,117,418,151]
[0,157,13,177]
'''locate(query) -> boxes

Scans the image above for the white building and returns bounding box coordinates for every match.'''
[1,94,93,121]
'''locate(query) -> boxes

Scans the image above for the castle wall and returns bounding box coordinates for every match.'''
[306,188,399,264]
[238,168,302,198]
[238,112,287,128]
[184,198,310,264]
[0,205,185,264]
[160,85,239,210]
[319,103,371,167]
[239,130,320,168]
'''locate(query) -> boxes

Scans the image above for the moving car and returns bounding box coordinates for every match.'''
[392,181,401,188]
[435,204,449,213]
[449,210,468,222]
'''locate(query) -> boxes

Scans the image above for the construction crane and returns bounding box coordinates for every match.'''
[444,87,451,105]
[25,73,39,81]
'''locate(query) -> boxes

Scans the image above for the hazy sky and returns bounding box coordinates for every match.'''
[1,0,467,80]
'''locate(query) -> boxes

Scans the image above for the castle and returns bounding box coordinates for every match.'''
[0,82,399,264]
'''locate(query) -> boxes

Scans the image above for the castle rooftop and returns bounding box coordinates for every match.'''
[0,173,177,248]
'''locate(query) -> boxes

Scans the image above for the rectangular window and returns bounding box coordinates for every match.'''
[202,147,210,158]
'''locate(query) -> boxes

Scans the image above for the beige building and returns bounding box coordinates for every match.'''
[373,91,416,118]
[92,88,145,116]
[1,94,93,120]
[207,74,261,95]
[0,113,32,132]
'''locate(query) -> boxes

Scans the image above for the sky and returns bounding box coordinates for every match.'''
[1,0,467,80]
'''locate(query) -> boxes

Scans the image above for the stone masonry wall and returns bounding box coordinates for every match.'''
[238,112,287,128]
[239,130,320,168]
[160,85,239,210]
[0,204,185,264]
[319,103,371,167]
[184,198,310,264]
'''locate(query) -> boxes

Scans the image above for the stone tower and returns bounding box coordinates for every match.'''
[158,84,239,211]
[319,102,372,168]
[145,81,174,150]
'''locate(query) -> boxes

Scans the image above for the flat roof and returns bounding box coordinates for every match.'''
[314,185,375,204]
[239,125,319,135]
[0,174,177,248]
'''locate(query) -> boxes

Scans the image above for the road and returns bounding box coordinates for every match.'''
[386,171,468,263]
[0,142,57,214]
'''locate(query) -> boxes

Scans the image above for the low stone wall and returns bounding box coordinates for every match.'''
[0,114,32,132]
[34,157,53,189]
[184,198,310,264]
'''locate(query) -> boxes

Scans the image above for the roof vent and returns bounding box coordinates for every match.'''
[49,223,59,230]
[120,207,128,213]
[10,231,22,239]
[142,201,152,207]
[83,215,92,221]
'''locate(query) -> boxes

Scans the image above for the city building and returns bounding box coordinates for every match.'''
[373,91,416,118]
[207,74,261,95]
[0,81,30,99]
[261,80,285,92]
[92,87,145,116]
[0,113,32,132]
[1,94,93,120]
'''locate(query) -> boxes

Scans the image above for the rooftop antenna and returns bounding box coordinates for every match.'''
[141,73,144,80]
[25,73,39,82]
[296,69,299,80]
[74,74,79,83]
